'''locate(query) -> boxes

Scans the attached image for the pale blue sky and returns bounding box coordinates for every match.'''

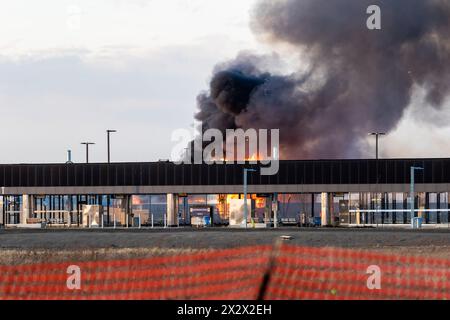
[0,0,260,163]
[0,0,449,163]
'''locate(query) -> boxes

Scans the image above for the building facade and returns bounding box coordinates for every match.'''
[1,159,450,227]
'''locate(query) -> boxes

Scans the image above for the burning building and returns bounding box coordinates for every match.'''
[195,0,450,160]
[1,159,450,229]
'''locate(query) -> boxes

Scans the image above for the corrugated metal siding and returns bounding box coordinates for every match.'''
[0,159,449,187]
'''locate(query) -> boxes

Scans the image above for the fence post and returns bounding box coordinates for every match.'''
[152,214,154,229]
[113,212,116,229]
[139,213,141,229]
[258,239,282,300]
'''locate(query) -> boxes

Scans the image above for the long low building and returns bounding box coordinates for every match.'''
[1,158,450,228]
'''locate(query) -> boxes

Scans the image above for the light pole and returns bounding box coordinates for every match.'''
[243,168,257,229]
[66,150,73,164]
[107,130,117,164]
[106,130,116,227]
[410,166,424,227]
[369,132,386,223]
[81,142,95,164]
[368,132,386,160]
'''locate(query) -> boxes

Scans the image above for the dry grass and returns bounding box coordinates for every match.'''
[0,247,212,266]
[1,245,450,266]
[370,245,450,259]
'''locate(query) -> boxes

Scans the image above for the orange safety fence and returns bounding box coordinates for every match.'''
[0,243,449,300]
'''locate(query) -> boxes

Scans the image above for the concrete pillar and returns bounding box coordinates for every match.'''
[424,193,430,223]
[272,194,279,228]
[321,193,333,227]
[118,196,131,227]
[167,194,179,227]
[437,193,441,224]
[356,209,361,225]
[448,192,450,224]
[21,195,34,224]
[126,195,132,227]
[356,193,362,225]
[0,196,3,225]
[403,193,408,224]
[264,197,271,225]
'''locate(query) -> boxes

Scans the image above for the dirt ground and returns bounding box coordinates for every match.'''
[0,228,450,265]
[1,228,450,264]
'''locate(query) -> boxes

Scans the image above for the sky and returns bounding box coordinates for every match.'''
[0,0,260,163]
[0,0,449,163]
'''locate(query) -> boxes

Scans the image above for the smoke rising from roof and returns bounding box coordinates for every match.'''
[194,0,450,159]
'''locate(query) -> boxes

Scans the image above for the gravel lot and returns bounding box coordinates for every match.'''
[1,228,450,264]
[1,227,450,249]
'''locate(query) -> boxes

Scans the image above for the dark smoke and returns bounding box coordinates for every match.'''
[194,0,450,159]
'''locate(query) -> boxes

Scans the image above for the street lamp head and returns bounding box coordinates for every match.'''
[81,142,95,145]
[107,130,117,133]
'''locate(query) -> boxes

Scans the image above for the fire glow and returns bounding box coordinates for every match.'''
[194,0,450,160]
[171,126,280,176]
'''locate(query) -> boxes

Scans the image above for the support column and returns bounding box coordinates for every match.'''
[356,193,362,225]
[21,195,34,225]
[126,195,132,227]
[321,193,333,227]
[264,196,271,225]
[403,193,408,224]
[424,193,430,223]
[0,196,3,225]
[391,193,396,224]
[68,196,73,227]
[272,193,279,228]
[329,193,335,226]
[119,196,131,227]
[167,194,179,227]
[448,192,450,225]
[437,193,441,224]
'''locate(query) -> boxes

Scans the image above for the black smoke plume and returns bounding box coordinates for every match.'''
[194,0,450,159]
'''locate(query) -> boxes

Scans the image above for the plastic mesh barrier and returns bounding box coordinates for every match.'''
[1,244,449,300]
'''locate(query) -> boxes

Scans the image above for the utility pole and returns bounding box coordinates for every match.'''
[81,142,95,164]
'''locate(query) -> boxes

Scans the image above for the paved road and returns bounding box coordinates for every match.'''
[1,228,449,250]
